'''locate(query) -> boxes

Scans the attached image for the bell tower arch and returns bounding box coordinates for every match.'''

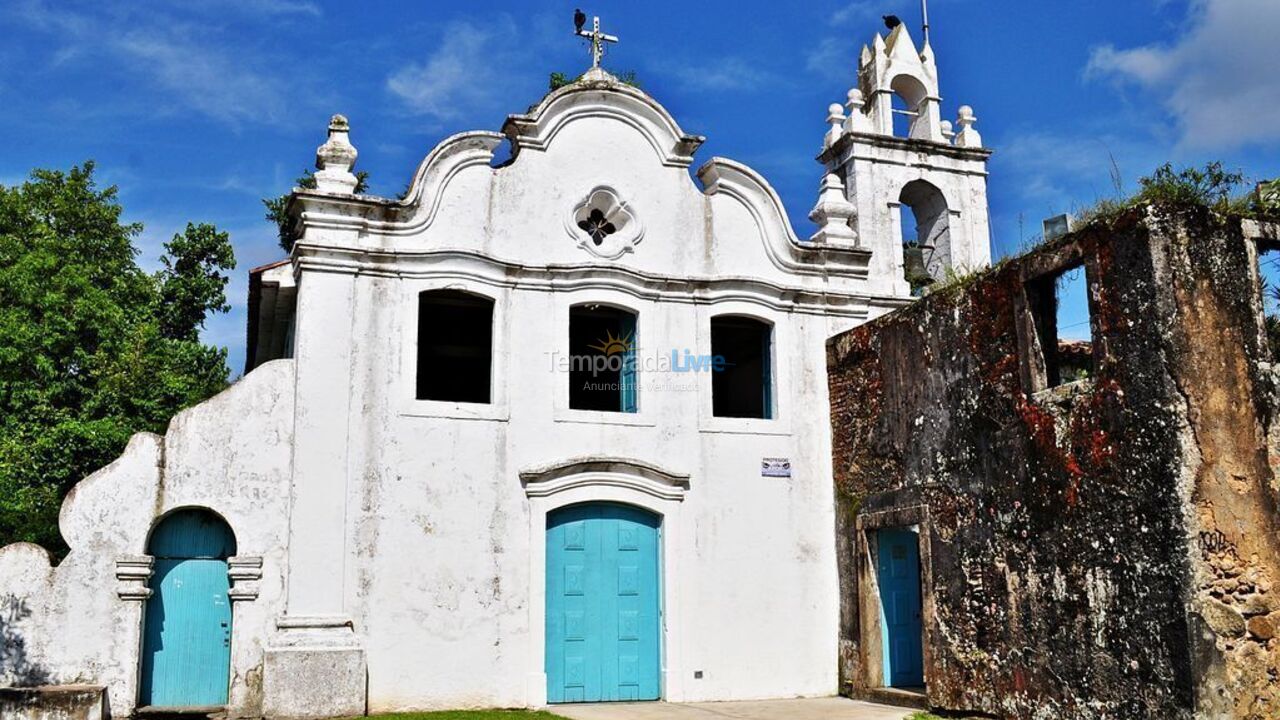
[813,23,992,298]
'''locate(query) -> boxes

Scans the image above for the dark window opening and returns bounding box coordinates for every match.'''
[416,290,493,403]
[1027,264,1094,388]
[569,305,637,413]
[711,316,772,419]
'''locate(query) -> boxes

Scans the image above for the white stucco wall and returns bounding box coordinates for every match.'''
[269,71,876,713]
[0,361,296,717]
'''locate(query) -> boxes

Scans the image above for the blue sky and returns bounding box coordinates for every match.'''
[2,0,1278,367]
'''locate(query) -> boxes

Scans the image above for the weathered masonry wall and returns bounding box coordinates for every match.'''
[828,206,1280,719]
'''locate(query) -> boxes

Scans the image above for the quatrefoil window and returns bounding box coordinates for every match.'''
[577,208,617,246]
[565,186,644,259]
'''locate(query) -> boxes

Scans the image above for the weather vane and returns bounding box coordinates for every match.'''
[573,9,618,69]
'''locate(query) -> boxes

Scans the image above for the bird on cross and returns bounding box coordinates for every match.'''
[574,8,586,34]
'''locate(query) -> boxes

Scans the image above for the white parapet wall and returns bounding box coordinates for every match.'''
[0,361,296,718]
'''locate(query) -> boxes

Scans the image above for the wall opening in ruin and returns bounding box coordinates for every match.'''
[1026,263,1095,388]
[416,289,494,403]
[899,180,951,293]
[1256,240,1280,362]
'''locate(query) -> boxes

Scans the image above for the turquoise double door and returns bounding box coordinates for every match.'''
[140,509,236,707]
[546,503,661,703]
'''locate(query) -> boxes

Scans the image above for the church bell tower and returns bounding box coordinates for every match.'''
[810,23,992,299]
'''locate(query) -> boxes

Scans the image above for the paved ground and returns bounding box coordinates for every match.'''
[552,697,914,720]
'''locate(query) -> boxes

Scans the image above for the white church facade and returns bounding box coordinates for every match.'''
[0,22,990,719]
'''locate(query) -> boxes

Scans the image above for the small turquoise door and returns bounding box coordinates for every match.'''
[876,528,924,688]
[546,504,661,703]
[140,509,236,707]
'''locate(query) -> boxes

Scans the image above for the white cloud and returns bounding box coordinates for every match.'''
[657,57,774,92]
[10,0,302,126]
[992,128,1177,217]
[387,18,522,121]
[1086,0,1280,150]
[114,30,284,125]
[806,37,854,81]
[832,1,878,26]
[186,0,322,17]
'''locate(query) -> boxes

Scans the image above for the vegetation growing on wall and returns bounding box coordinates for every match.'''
[549,70,641,91]
[0,163,236,553]
[1076,162,1276,226]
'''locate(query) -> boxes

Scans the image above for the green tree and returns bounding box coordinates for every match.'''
[263,168,369,253]
[0,163,235,553]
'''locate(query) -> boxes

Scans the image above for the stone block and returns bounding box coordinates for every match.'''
[263,645,366,719]
[0,685,106,720]
[1203,599,1246,638]
[1246,613,1277,641]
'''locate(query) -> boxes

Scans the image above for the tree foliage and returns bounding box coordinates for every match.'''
[0,163,235,553]
[263,168,369,253]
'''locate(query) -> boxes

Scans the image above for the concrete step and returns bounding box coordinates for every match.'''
[133,706,225,720]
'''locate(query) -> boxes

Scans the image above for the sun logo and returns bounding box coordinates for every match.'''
[588,330,633,356]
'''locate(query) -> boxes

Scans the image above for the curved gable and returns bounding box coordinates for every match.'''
[501,68,704,168]
[288,69,870,294]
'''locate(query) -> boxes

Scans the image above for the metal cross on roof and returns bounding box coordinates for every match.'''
[576,15,618,69]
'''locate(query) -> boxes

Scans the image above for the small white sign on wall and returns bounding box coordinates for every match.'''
[761,457,791,478]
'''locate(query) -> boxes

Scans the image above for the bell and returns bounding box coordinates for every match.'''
[903,244,933,294]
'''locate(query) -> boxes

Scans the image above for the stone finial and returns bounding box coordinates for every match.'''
[940,119,955,143]
[808,173,858,245]
[844,88,872,134]
[825,103,846,148]
[954,105,982,148]
[314,114,359,193]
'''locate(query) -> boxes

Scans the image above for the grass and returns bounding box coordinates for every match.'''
[1075,161,1274,227]
[907,713,945,720]
[355,707,565,712]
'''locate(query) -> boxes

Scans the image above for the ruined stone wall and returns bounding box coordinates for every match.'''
[828,206,1280,719]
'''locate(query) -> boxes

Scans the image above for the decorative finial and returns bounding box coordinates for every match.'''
[940,119,955,143]
[314,114,359,193]
[575,12,618,69]
[954,106,982,148]
[844,88,872,133]
[809,174,858,245]
[825,103,846,147]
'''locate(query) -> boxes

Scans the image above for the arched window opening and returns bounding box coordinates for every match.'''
[899,180,951,293]
[417,290,494,403]
[569,304,638,413]
[889,74,928,139]
[711,315,772,419]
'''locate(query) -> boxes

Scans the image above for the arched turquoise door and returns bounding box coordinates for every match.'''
[546,504,661,703]
[140,509,236,707]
